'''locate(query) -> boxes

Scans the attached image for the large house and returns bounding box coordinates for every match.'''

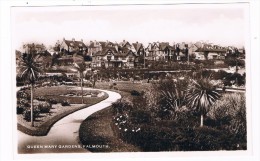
[145,42,160,61]
[158,42,175,61]
[194,44,227,60]
[132,42,145,67]
[88,40,102,56]
[91,40,137,68]
[92,47,137,68]
[22,43,46,54]
[60,38,88,55]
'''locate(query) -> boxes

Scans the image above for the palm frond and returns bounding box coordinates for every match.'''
[18,53,42,84]
[185,78,221,114]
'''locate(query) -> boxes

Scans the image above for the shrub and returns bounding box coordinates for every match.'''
[36,96,45,101]
[208,93,246,141]
[112,100,133,115]
[17,91,30,100]
[23,108,40,122]
[17,98,29,114]
[17,104,25,114]
[61,100,70,106]
[109,84,113,89]
[131,90,141,96]
[130,110,151,124]
[38,101,52,113]
[48,98,58,104]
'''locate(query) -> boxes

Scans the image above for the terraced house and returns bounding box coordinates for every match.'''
[48,38,245,69]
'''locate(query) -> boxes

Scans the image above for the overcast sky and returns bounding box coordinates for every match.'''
[12,3,248,50]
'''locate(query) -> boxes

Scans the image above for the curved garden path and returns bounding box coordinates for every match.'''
[17,88,121,154]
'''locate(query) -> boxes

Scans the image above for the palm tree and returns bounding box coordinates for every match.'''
[74,62,86,104]
[19,53,42,127]
[185,78,221,127]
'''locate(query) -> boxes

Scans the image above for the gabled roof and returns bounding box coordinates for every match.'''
[117,47,137,57]
[64,39,87,48]
[146,42,176,51]
[88,41,101,48]
[132,42,143,52]
[119,41,131,47]
[159,42,170,50]
[93,47,118,56]
[88,42,96,48]
[99,41,115,48]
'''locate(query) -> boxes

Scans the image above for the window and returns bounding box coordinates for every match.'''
[128,56,133,62]
[114,56,118,60]
[107,56,111,61]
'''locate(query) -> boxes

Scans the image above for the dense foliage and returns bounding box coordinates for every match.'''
[111,77,246,151]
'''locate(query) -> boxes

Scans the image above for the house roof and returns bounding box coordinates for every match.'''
[88,42,95,48]
[99,41,115,48]
[119,41,131,47]
[146,42,175,51]
[195,48,227,53]
[132,42,143,53]
[64,39,87,48]
[117,47,137,57]
[159,42,171,50]
[93,47,118,56]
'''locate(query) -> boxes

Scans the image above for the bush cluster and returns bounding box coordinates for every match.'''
[61,100,70,106]
[23,108,40,122]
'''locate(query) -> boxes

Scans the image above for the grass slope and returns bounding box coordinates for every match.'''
[79,106,140,152]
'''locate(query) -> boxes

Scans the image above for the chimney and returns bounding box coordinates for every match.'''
[81,39,83,42]
[63,38,65,41]
[136,41,138,44]
[72,38,75,42]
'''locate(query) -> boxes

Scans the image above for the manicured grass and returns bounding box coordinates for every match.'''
[32,85,103,104]
[95,81,151,99]
[79,106,140,152]
[17,86,108,136]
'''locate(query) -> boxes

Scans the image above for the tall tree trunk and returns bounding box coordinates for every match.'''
[81,78,83,104]
[200,114,204,127]
[31,84,34,127]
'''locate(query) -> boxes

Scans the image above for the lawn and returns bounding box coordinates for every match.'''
[95,81,151,99]
[17,86,108,136]
[79,106,140,152]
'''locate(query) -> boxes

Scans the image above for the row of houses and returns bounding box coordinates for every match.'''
[20,38,244,69]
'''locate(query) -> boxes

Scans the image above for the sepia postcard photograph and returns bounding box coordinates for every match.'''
[2,0,258,160]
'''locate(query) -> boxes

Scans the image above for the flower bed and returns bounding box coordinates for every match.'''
[16,86,108,136]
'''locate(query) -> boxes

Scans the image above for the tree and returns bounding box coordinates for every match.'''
[74,62,86,104]
[19,53,42,127]
[185,78,221,127]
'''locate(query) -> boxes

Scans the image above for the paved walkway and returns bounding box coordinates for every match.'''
[17,88,121,154]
